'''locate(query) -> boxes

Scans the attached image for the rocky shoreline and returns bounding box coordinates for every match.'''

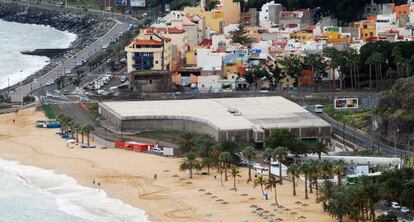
[0,2,115,96]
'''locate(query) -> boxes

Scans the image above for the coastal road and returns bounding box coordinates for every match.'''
[314,111,414,157]
[6,0,135,102]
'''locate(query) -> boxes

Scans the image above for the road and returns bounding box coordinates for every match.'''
[315,111,414,157]
[5,0,136,102]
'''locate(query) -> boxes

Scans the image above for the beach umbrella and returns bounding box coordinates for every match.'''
[263,210,270,214]
[241,193,248,196]
[205,192,212,195]
[172,175,179,177]
[216,199,224,202]
[302,203,309,207]
[277,205,285,209]
[275,218,284,221]
[268,213,275,217]
[249,197,256,200]
[297,215,306,220]
[211,196,218,198]
[290,212,298,215]
[250,205,258,208]
[284,208,291,212]
[256,207,264,211]
[271,203,278,207]
[222,202,229,205]
[294,201,302,205]
[198,189,206,192]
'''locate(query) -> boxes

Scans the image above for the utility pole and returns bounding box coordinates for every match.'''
[394,128,400,157]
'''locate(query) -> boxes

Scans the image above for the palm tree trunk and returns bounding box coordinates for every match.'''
[337,174,342,187]
[207,165,210,175]
[76,131,79,143]
[81,132,84,144]
[248,160,252,182]
[224,163,228,181]
[292,177,296,196]
[220,171,224,186]
[315,180,319,200]
[261,185,265,196]
[274,185,279,206]
[304,174,309,199]
[309,177,313,194]
[189,165,193,178]
[233,177,236,191]
[332,68,335,89]
[87,134,90,147]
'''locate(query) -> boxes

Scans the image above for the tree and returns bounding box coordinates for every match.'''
[242,146,256,182]
[265,129,305,155]
[326,190,352,222]
[332,159,346,187]
[288,163,301,196]
[219,151,232,181]
[56,114,66,135]
[221,140,239,153]
[300,161,312,199]
[263,148,274,177]
[265,176,281,206]
[318,180,336,211]
[74,123,81,143]
[231,23,253,45]
[253,175,266,197]
[308,141,328,160]
[178,132,198,153]
[230,165,241,191]
[179,151,202,178]
[303,53,326,82]
[196,136,217,175]
[280,55,304,82]
[272,147,288,183]
[323,47,340,89]
[82,124,95,147]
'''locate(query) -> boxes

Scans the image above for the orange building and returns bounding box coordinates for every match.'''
[395,4,410,19]
[299,69,315,86]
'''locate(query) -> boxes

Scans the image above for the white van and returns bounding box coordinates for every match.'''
[314,104,323,113]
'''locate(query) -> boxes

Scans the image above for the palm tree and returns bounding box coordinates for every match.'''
[288,163,301,196]
[217,166,224,187]
[309,160,321,199]
[178,132,197,153]
[82,124,95,147]
[179,151,202,178]
[320,160,333,182]
[317,180,336,211]
[326,190,352,222]
[272,147,288,183]
[263,147,274,177]
[218,151,232,181]
[242,146,256,182]
[56,114,65,135]
[323,47,340,89]
[310,141,328,160]
[196,136,217,175]
[300,161,312,199]
[265,176,281,206]
[230,165,241,191]
[365,54,376,90]
[332,160,346,187]
[253,175,266,198]
[74,123,81,143]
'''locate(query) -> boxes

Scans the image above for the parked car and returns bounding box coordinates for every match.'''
[401,207,410,214]
[314,104,323,113]
[153,148,163,154]
[62,90,69,95]
[391,202,401,209]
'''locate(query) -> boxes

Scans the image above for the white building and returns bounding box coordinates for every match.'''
[259,1,283,27]
[196,48,225,71]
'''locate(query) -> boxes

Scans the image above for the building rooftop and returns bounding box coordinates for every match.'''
[100,96,330,131]
[133,39,163,46]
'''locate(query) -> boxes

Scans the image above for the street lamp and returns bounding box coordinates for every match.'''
[394,128,400,157]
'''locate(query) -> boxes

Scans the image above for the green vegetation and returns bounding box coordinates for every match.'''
[230,23,253,46]
[85,103,101,120]
[324,105,373,131]
[41,104,57,119]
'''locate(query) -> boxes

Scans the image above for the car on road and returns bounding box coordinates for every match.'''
[401,207,410,214]
[102,44,109,49]
[46,79,54,86]
[62,90,69,95]
[391,202,401,209]
[314,104,323,113]
[153,148,163,154]
[80,96,89,102]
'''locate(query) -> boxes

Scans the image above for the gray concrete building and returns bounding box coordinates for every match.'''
[99,96,331,144]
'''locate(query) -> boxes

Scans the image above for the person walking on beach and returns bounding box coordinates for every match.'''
[154,174,157,180]
[97,182,101,191]
[92,179,95,185]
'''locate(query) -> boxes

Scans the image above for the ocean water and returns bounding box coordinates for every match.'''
[0,19,77,89]
[0,159,150,222]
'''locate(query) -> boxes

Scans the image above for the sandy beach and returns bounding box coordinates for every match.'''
[0,108,335,222]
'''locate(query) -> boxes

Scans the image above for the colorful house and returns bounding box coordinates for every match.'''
[184,6,225,33]
[353,20,376,41]
[395,4,410,19]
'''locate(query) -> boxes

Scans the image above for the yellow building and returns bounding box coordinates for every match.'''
[323,32,351,43]
[354,20,376,40]
[184,6,225,33]
[224,60,242,76]
[185,47,199,65]
[290,32,314,42]
[125,30,171,73]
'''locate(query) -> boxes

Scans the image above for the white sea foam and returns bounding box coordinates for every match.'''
[0,19,77,89]
[0,159,150,222]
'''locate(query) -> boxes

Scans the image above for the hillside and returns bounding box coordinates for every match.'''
[373,76,414,146]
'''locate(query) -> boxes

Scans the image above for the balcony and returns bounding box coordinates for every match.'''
[133,63,153,69]
[133,55,154,61]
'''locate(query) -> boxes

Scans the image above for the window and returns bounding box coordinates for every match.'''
[155,61,159,64]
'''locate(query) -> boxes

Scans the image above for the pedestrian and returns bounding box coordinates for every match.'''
[213,175,217,180]
[12,119,15,123]
[97,182,101,191]
[154,174,157,180]
[92,179,95,185]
